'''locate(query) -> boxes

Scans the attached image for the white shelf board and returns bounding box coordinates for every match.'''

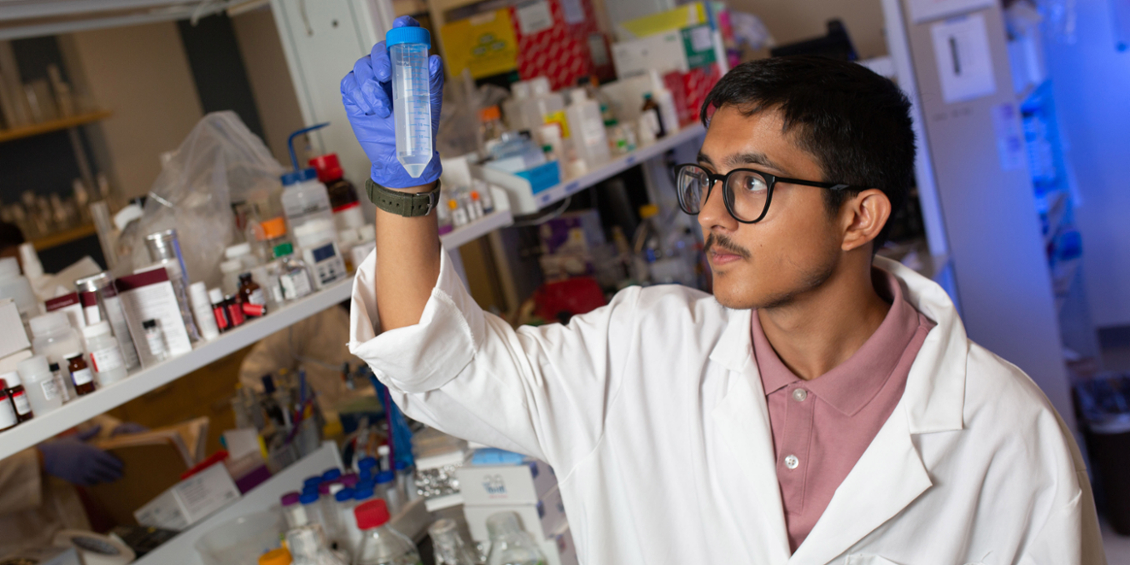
[0,277,354,462]
[528,123,705,211]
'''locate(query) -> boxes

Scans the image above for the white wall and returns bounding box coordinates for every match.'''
[1043,0,1130,329]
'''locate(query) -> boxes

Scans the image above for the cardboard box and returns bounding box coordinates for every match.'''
[134,462,240,531]
[116,266,193,366]
[458,457,557,507]
[612,31,689,79]
[512,0,603,90]
[440,9,519,80]
[615,2,708,40]
[0,298,29,359]
[463,485,566,542]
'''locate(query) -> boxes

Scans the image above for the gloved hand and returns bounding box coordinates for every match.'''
[111,422,148,437]
[37,427,124,486]
[341,15,444,188]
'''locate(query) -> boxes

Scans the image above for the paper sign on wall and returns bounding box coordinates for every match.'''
[908,0,994,24]
[931,14,997,104]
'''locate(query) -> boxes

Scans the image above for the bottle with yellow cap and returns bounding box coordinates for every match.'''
[260,548,293,565]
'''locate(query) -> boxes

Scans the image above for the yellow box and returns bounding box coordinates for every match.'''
[440,9,519,79]
[616,2,707,40]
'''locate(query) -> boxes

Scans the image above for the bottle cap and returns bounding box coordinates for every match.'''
[208,288,224,305]
[224,243,252,259]
[639,203,659,220]
[0,257,20,279]
[486,511,524,539]
[273,243,295,258]
[318,482,331,496]
[323,468,342,481]
[353,486,375,501]
[375,470,395,485]
[281,168,317,186]
[395,460,410,471]
[239,272,253,282]
[353,499,391,530]
[358,456,377,472]
[1,371,21,387]
[29,312,70,337]
[644,92,653,99]
[303,475,322,488]
[82,321,112,339]
[17,355,50,380]
[385,26,431,48]
[260,217,288,240]
[63,352,83,362]
[334,487,355,502]
[280,491,301,506]
[258,548,292,565]
[479,106,501,123]
[309,154,344,183]
[299,491,320,505]
[530,77,551,96]
[142,319,158,330]
[340,473,360,487]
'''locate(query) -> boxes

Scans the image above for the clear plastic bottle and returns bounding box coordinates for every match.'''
[484,512,546,565]
[301,491,327,535]
[428,519,477,565]
[16,355,63,415]
[282,491,306,529]
[82,321,128,386]
[386,26,434,179]
[282,169,338,248]
[274,243,314,302]
[287,524,348,565]
[29,312,83,367]
[351,499,421,565]
[333,487,357,554]
[374,470,400,516]
[344,486,376,556]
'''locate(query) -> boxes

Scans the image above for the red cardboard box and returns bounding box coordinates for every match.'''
[664,64,722,127]
[512,0,604,90]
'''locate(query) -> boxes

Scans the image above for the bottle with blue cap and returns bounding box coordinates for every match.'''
[343,485,377,556]
[386,25,434,179]
[299,490,328,536]
[281,124,338,249]
[375,470,401,516]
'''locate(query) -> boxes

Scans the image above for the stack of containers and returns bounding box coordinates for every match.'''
[457,452,575,565]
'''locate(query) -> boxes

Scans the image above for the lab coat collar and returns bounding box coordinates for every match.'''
[708,256,968,436]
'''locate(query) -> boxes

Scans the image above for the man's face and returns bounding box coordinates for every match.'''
[698,105,843,310]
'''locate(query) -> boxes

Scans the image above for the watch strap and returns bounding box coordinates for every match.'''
[366,179,441,217]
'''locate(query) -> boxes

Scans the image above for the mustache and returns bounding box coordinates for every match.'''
[704,234,751,259]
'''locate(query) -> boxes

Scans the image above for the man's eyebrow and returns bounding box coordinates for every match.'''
[696,152,714,167]
[723,151,783,171]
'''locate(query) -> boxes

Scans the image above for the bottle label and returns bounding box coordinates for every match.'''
[40,379,60,401]
[83,305,102,324]
[213,306,230,331]
[227,303,246,326]
[281,271,312,300]
[12,390,30,415]
[241,303,266,317]
[0,398,16,429]
[145,333,167,358]
[91,345,125,373]
[71,367,94,386]
[247,288,266,306]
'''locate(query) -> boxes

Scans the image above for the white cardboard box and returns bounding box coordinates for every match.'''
[463,485,566,543]
[135,463,241,531]
[611,30,689,79]
[0,299,30,359]
[457,458,557,506]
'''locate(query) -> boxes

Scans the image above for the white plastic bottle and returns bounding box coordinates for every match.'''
[503,81,532,132]
[287,524,348,565]
[648,69,681,135]
[16,355,63,415]
[188,282,221,341]
[82,321,128,386]
[29,312,83,367]
[282,169,338,248]
[351,499,421,565]
[386,26,434,179]
[565,88,611,168]
[527,77,565,134]
[0,257,41,332]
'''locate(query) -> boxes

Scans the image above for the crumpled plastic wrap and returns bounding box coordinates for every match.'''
[117,111,284,290]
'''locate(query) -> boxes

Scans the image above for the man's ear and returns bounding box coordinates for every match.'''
[839,189,891,252]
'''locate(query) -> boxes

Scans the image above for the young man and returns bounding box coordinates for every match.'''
[342,17,1105,564]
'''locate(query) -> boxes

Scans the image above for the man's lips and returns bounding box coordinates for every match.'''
[708,250,743,265]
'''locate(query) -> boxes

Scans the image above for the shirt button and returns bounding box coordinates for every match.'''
[784,455,799,470]
[792,389,808,402]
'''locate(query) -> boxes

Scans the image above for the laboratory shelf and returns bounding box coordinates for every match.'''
[439,186,514,250]
[0,276,354,462]
[0,110,112,143]
[529,123,705,211]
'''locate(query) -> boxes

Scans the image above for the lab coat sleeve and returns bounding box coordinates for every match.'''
[0,448,44,515]
[349,248,640,473]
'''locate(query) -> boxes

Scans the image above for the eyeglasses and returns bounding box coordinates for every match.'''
[673,163,864,223]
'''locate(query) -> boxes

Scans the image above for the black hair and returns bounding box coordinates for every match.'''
[700,55,916,248]
[0,222,25,252]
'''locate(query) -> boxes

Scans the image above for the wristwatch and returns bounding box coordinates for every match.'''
[366,178,441,217]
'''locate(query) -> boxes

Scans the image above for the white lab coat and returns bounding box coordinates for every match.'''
[349,250,1106,565]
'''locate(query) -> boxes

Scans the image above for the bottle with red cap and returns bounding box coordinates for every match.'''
[351,499,421,565]
[309,154,365,234]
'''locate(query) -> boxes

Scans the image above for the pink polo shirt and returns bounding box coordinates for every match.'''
[752,270,935,552]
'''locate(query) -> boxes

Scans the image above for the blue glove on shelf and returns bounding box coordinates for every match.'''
[341,15,445,189]
[38,428,124,487]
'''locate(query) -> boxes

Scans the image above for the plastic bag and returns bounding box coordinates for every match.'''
[117,111,285,289]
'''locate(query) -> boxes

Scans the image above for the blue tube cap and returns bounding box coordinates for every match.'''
[323,468,342,481]
[303,476,323,488]
[335,487,355,503]
[386,26,430,49]
[358,457,377,470]
[375,470,395,485]
[354,487,375,501]
[299,491,320,505]
[282,168,317,186]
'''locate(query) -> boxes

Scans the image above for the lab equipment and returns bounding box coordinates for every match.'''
[189,282,221,341]
[282,125,338,250]
[0,257,39,332]
[484,512,547,565]
[566,88,611,168]
[195,512,286,565]
[374,470,401,515]
[17,355,63,414]
[351,499,420,565]
[66,352,95,395]
[287,524,347,565]
[0,385,17,431]
[145,228,201,342]
[74,272,141,370]
[141,320,168,362]
[2,371,33,422]
[310,154,366,232]
[341,16,443,188]
[82,321,128,386]
[238,273,267,310]
[428,519,477,565]
[386,26,434,179]
[29,312,83,368]
[275,244,315,301]
[299,239,347,290]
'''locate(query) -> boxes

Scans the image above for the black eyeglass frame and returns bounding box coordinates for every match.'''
[672,163,867,224]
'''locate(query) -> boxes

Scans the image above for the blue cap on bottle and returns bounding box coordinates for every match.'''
[323,468,342,481]
[355,480,374,492]
[281,168,317,187]
[385,26,431,49]
[358,457,377,471]
[354,486,375,501]
[395,460,409,471]
[335,487,355,503]
[299,491,320,505]
[375,470,395,485]
[303,476,323,488]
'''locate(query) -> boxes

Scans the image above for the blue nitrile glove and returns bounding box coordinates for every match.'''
[341,15,445,189]
[37,426,124,486]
